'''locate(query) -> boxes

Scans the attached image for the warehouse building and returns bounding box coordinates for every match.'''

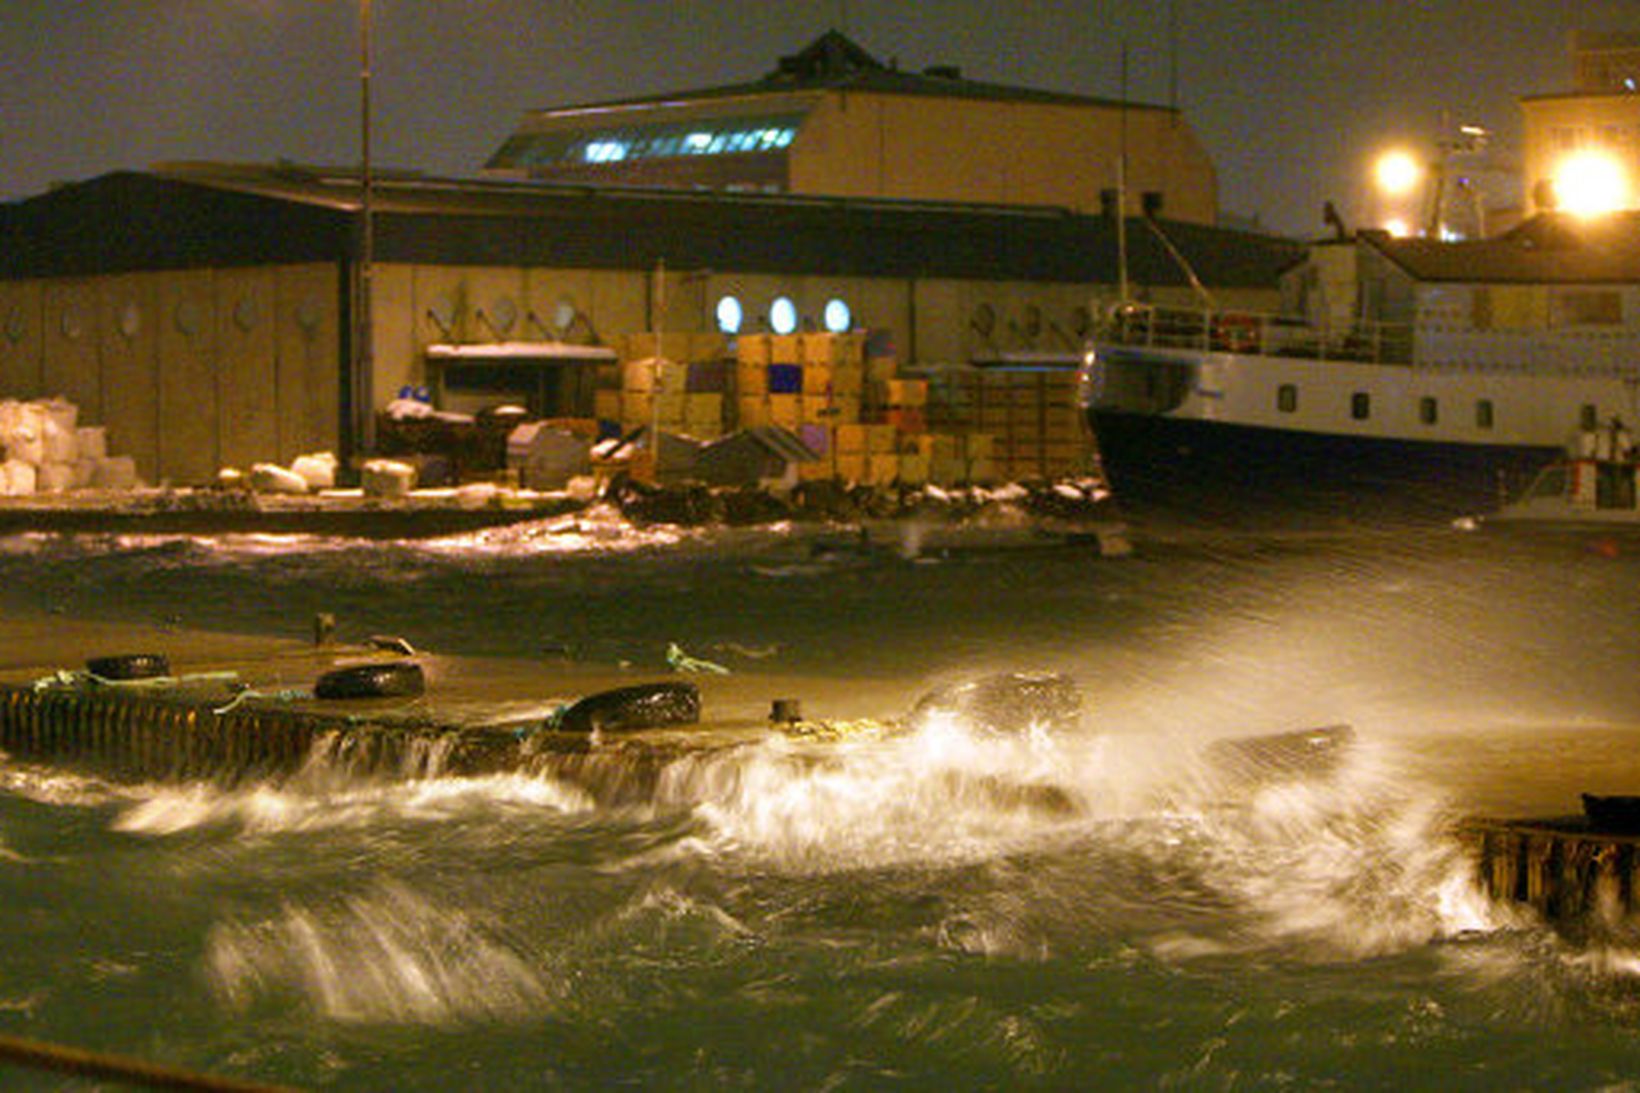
[0,162,1296,487]
[0,31,1293,487]
[487,30,1218,224]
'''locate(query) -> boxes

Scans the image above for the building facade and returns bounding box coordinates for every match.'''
[1521,30,1640,214]
[486,31,1217,224]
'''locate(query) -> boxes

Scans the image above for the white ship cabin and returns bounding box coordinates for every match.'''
[1280,212,1640,376]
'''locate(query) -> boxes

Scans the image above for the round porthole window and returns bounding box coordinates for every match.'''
[715,295,744,335]
[233,295,259,333]
[489,296,518,335]
[118,301,142,340]
[553,298,577,333]
[822,298,851,334]
[174,299,201,337]
[295,297,323,335]
[769,296,798,336]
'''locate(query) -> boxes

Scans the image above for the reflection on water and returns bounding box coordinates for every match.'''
[1,514,1639,1086]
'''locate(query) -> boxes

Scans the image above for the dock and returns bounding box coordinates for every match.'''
[1462,816,1640,932]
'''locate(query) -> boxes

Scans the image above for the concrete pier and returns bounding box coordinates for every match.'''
[1463,817,1640,930]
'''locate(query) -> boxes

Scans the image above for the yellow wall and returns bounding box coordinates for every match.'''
[7,257,1280,484]
[0,264,340,486]
[794,92,1217,222]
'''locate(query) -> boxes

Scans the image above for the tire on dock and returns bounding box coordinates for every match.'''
[552,681,702,734]
[314,660,426,700]
[86,654,171,681]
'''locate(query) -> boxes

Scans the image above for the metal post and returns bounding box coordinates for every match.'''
[357,0,375,457]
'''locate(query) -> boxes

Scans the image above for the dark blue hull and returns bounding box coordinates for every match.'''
[1090,410,1561,524]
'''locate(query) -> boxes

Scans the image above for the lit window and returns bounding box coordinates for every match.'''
[823,298,851,333]
[684,132,713,154]
[770,297,799,336]
[584,140,628,163]
[775,128,795,147]
[716,295,744,335]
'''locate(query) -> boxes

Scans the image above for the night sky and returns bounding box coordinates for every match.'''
[4,1,1637,237]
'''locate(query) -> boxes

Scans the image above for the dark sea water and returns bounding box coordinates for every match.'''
[2,498,1640,1089]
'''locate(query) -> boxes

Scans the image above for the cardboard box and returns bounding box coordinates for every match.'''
[897,452,930,485]
[835,424,868,456]
[835,453,867,482]
[685,393,724,431]
[886,408,926,434]
[686,360,730,393]
[767,363,802,394]
[802,364,833,396]
[798,424,832,457]
[801,395,838,424]
[867,453,900,485]
[736,333,772,367]
[737,395,770,428]
[865,424,897,454]
[770,334,802,365]
[884,379,928,407]
[736,361,767,396]
[768,394,801,429]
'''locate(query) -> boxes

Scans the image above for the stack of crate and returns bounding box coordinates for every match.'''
[610,333,730,441]
[735,331,869,480]
[918,366,1086,481]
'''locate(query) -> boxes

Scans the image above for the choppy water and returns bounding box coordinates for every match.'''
[2,501,1640,1089]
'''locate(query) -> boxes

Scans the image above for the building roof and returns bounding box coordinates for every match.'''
[1,163,1298,290]
[1362,213,1640,284]
[524,30,1169,118]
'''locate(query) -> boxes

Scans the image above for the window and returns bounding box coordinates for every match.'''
[1351,392,1371,420]
[1418,397,1438,425]
[1582,403,1599,431]
[1277,384,1298,413]
[1476,400,1494,429]
[1554,290,1623,327]
[715,295,744,335]
[769,297,799,336]
[822,298,851,334]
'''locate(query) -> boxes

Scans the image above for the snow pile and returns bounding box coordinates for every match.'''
[0,397,140,496]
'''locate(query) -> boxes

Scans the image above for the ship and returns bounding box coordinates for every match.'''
[1077,212,1640,516]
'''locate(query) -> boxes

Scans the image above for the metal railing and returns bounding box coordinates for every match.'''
[1098,304,1414,365]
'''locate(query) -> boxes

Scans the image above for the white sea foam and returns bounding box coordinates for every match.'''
[206,879,558,1024]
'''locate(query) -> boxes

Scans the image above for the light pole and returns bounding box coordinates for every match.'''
[356,0,375,457]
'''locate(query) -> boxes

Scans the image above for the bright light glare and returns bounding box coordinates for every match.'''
[1553,150,1631,216]
[1383,217,1411,238]
[1374,150,1421,196]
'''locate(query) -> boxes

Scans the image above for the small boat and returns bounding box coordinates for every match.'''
[1484,420,1640,528]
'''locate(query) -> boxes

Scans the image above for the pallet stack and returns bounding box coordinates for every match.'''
[602,331,1087,486]
[916,366,1087,481]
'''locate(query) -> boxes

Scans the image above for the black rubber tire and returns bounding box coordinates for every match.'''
[553,681,701,733]
[86,654,171,681]
[314,660,426,700]
[909,672,1083,736]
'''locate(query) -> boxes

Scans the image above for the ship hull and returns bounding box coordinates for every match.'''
[1090,408,1560,519]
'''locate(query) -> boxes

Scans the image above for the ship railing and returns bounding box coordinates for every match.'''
[1100,304,1413,365]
